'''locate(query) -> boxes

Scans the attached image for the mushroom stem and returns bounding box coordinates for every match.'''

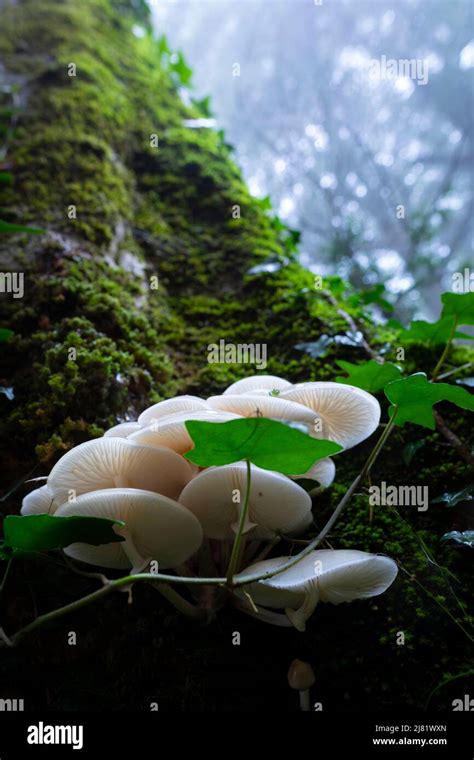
[226,459,252,586]
[299,690,310,712]
[231,596,293,627]
[150,582,208,621]
[113,525,150,574]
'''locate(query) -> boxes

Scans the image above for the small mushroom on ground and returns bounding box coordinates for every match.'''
[21,484,58,515]
[47,437,194,504]
[237,549,398,631]
[138,395,210,427]
[223,375,291,396]
[288,659,315,712]
[104,422,141,438]
[280,382,380,449]
[55,488,203,570]
[178,462,312,539]
[130,410,241,455]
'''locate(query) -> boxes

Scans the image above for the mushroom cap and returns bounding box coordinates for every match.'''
[291,458,336,489]
[239,549,398,608]
[104,422,141,438]
[21,484,58,515]
[280,382,380,449]
[287,659,316,691]
[129,410,241,455]
[223,375,291,396]
[47,437,193,503]
[206,394,319,427]
[138,395,209,426]
[55,488,203,569]
[178,462,312,539]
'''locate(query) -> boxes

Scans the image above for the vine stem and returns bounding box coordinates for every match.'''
[0,556,13,595]
[5,415,398,644]
[432,316,458,381]
[226,459,252,585]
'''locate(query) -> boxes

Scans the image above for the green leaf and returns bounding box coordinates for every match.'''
[0,328,14,343]
[347,284,393,311]
[431,485,474,507]
[336,359,402,392]
[170,51,193,86]
[385,373,474,429]
[0,219,44,235]
[0,172,13,185]
[393,316,472,344]
[3,514,125,552]
[184,417,342,474]
[191,95,212,118]
[402,439,426,466]
[441,292,474,326]
[441,530,474,548]
[324,275,350,298]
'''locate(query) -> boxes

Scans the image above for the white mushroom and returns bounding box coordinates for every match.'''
[21,484,58,515]
[280,382,380,449]
[206,394,319,428]
[178,462,312,539]
[223,375,292,396]
[47,437,194,504]
[129,410,241,455]
[290,457,336,494]
[138,395,209,426]
[55,488,203,570]
[238,549,398,631]
[104,422,141,438]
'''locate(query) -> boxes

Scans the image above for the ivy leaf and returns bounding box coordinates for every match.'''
[441,531,474,548]
[441,292,474,326]
[170,51,193,86]
[191,95,212,118]
[402,439,426,466]
[385,372,474,429]
[184,417,342,474]
[0,219,44,235]
[431,485,474,507]
[335,359,402,392]
[0,328,14,343]
[2,514,125,552]
[347,284,393,311]
[324,276,350,298]
[392,316,472,344]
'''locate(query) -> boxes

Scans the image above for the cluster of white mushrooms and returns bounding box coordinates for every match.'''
[21,375,398,630]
